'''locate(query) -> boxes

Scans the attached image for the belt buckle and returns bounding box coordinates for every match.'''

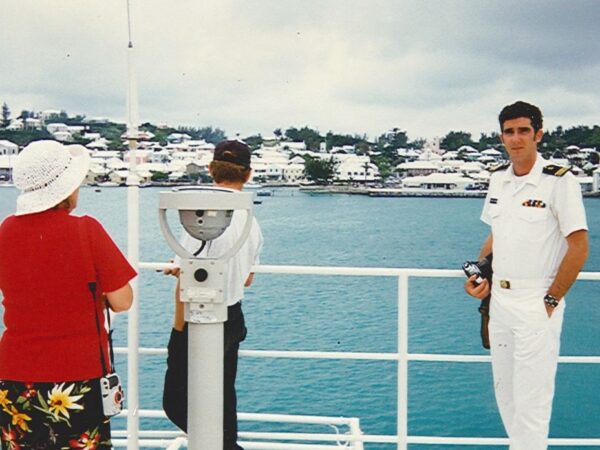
[500,279,511,289]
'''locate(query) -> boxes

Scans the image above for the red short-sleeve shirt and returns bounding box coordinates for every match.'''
[0,209,137,382]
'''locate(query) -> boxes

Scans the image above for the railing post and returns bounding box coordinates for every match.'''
[397,273,408,450]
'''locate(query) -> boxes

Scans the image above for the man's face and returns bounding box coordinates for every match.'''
[500,117,543,169]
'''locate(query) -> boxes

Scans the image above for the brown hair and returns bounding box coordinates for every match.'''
[209,160,251,184]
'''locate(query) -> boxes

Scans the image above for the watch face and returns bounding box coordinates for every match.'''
[544,295,559,308]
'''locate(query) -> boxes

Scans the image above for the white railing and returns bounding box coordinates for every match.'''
[119,263,600,449]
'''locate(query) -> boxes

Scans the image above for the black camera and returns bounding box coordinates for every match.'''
[462,256,492,286]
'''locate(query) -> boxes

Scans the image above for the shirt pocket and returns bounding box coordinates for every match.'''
[517,207,549,241]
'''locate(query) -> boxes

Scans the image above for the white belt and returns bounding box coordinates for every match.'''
[492,277,551,290]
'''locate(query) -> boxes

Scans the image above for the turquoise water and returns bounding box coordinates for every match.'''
[1,187,599,449]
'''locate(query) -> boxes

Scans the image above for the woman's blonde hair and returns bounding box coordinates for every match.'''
[52,190,78,212]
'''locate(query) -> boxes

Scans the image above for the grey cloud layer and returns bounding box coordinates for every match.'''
[1,0,598,138]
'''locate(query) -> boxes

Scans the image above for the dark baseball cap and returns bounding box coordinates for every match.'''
[213,140,251,169]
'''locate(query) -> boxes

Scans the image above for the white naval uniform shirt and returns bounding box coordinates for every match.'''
[174,210,264,306]
[481,154,587,281]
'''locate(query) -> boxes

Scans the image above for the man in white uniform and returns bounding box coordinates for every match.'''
[465,101,588,450]
[163,140,263,450]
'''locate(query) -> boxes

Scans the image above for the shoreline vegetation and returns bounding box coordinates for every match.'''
[1,106,599,196]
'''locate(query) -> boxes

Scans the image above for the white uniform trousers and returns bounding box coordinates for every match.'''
[489,284,564,450]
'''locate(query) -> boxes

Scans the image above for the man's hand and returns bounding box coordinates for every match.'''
[544,302,554,318]
[162,259,180,277]
[163,267,180,277]
[464,276,490,300]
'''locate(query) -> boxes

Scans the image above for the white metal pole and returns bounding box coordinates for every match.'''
[397,274,408,450]
[126,1,140,448]
[188,322,224,450]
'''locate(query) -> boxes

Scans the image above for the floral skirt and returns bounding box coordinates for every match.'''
[0,379,111,450]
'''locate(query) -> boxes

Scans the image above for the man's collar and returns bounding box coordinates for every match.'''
[502,153,544,186]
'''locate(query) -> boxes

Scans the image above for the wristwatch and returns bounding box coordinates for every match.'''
[544,294,560,308]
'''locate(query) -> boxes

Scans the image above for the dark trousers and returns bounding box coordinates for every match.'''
[163,302,247,450]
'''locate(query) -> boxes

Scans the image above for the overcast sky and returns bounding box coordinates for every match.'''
[1,0,599,141]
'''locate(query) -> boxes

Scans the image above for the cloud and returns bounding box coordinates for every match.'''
[1,0,598,140]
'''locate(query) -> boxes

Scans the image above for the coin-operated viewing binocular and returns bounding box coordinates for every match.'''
[158,186,254,324]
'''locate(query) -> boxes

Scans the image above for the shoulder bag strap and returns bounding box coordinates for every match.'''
[77,218,112,375]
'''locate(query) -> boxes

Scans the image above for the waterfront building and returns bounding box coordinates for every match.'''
[0,156,15,182]
[401,172,476,191]
[335,160,379,183]
[396,161,439,177]
[0,140,18,156]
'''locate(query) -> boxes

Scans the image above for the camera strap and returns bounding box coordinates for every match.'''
[77,218,114,375]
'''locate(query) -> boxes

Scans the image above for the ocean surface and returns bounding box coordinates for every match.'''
[1,186,599,449]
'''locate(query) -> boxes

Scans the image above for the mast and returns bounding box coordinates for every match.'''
[125,1,140,449]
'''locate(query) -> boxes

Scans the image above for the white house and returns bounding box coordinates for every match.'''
[124,150,152,165]
[402,172,474,190]
[46,123,70,134]
[283,162,306,183]
[335,160,379,183]
[86,139,109,150]
[167,133,192,144]
[25,118,42,130]
[396,160,440,177]
[0,140,18,155]
[53,131,74,142]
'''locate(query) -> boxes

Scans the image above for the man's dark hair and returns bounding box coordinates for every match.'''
[498,101,543,133]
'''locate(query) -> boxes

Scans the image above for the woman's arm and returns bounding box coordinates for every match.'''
[105,283,134,312]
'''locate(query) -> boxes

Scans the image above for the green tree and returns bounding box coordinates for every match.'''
[1,102,10,128]
[372,156,395,181]
[285,126,322,150]
[589,126,600,148]
[441,131,474,151]
[303,156,337,184]
[0,129,53,146]
[151,171,169,182]
[243,134,263,150]
[477,132,500,150]
[18,110,33,120]
[45,110,69,124]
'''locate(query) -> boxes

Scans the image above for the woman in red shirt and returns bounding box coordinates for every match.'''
[0,140,136,449]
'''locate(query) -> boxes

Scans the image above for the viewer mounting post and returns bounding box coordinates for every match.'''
[159,187,254,450]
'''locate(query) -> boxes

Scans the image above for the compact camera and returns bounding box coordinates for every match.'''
[462,261,484,285]
[100,372,124,417]
[462,256,492,286]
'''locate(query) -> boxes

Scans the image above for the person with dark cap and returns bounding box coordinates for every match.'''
[464,101,588,450]
[162,140,263,449]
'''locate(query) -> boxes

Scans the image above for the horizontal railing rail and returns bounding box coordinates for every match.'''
[127,262,600,449]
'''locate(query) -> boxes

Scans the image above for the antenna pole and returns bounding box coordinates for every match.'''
[125,1,140,450]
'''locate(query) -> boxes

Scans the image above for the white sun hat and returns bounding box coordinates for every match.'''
[13,140,91,216]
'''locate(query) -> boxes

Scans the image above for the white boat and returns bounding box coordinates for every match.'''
[244,182,263,190]
[97,181,121,187]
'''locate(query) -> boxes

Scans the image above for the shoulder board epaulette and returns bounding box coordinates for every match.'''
[542,164,571,177]
[487,162,510,173]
